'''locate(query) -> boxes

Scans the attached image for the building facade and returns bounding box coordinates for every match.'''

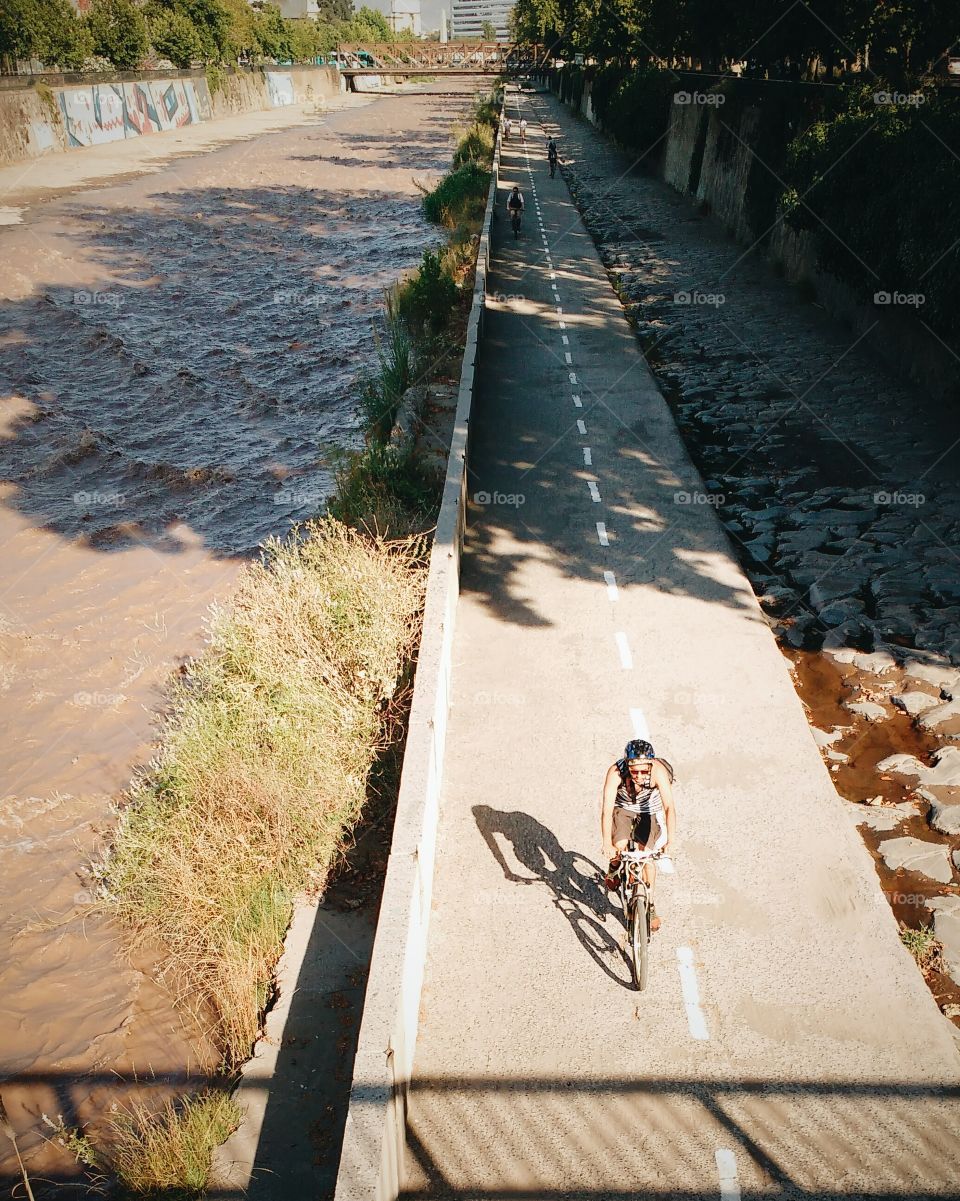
[450,0,512,40]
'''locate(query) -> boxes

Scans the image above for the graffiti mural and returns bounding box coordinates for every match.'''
[57,80,201,149]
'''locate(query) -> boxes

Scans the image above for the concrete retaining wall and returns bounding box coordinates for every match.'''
[332,113,502,1201]
[0,65,341,166]
[546,71,956,404]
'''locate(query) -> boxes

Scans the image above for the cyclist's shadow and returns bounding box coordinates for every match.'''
[472,805,631,987]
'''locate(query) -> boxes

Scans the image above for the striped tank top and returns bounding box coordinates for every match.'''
[613,758,664,816]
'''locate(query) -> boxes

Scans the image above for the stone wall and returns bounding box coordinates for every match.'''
[546,71,956,405]
[0,66,342,166]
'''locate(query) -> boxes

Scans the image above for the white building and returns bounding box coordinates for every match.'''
[451,0,512,40]
[390,0,422,36]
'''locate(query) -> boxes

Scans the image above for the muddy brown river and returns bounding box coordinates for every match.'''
[0,81,476,1188]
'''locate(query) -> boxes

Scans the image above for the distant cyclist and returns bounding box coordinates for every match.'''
[507,184,524,237]
[547,138,559,178]
[601,739,676,930]
[519,117,528,142]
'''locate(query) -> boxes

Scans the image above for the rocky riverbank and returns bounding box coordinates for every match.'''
[530,89,960,1019]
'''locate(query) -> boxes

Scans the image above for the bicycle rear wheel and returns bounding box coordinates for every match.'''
[630,894,650,991]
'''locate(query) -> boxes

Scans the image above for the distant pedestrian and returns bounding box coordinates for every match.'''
[503,116,512,141]
[519,117,528,142]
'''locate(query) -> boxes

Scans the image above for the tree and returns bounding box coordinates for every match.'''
[0,0,92,70]
[317,0,352,20]
[286,16,321,61]
[352,4,390,40]
[481,18,497,39]
[148,5,202,65]
[87,0,149,68]
[253,2,291,60]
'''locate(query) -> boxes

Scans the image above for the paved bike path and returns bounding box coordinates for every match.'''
[401,91,960,1199]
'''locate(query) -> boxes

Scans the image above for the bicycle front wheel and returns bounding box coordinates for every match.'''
[630,895,649,992]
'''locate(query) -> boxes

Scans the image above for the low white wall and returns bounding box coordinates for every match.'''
[332,108,502,1201]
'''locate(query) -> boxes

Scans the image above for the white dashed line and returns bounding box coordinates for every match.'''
[576,419,586,434]
[603,570,619,601]
[559,320,566,329]
[596,522,609,546]
[614,632,633,669]
[556,306,563,315]
[582,448,592,466]
[572,395,582,408]
[565,352,573,365]
[716,1150,741,1201]
[561,335,569,345]
[569,372,578,385]
[549,271,556,280]
[676,947,710,1040]
[629,707,650,739]
[587,481,601,503]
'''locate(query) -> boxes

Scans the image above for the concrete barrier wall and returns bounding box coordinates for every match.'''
[332,108,503,1201]
[545,70,957,405]
[0,66,341,166]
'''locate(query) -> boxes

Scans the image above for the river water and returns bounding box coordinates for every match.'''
[0,81,476,1187]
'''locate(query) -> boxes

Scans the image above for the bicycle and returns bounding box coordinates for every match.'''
[549,154,558,178]
[615,842,667,991]
[509,207,523,239]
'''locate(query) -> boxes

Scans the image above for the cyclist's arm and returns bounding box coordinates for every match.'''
[654,760,677,852]
[601,765,619,861]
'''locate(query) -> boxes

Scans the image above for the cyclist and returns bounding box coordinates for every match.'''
[601,738,676,930]
[519,117,528,142]
[547,138,559,177]
[507,184,524,237]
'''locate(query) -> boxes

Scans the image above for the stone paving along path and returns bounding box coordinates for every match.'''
[400,90,960,1198]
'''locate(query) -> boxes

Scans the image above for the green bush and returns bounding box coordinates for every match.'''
[396,249,459,336]
[781,86,959,348]
[359,313,412,440]
[328,444,441,538]
[422,160,490,228]
[453,121,494,169]
[87,0,148,68]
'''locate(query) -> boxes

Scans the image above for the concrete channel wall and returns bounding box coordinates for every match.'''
[544,72,957,406]
[0,65,341,165]
[332,112,503,1201]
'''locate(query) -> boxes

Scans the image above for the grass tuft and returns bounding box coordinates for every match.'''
[900,922,944,976]
[103,518,427,1065]
[106,1090,241,1199]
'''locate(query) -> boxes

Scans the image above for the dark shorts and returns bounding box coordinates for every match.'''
[613,808,653,845]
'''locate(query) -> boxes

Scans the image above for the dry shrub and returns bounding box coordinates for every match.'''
[105,517,426,1064]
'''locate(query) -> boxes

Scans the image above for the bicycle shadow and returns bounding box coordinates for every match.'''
[472,805,632,988]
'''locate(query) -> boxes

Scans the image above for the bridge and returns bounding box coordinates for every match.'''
[334,41,544,77]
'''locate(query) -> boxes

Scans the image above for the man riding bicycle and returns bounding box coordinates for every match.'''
[507,184,524,237]
[547,138,559,177]
[601,739,676,930]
